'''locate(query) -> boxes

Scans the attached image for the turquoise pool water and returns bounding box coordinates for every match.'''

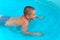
[0,0,60,40]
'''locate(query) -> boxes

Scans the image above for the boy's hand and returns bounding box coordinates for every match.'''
[32,32,43,36]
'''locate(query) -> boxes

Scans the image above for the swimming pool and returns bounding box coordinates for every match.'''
[0,0,60,40]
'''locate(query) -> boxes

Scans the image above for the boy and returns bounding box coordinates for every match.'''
[0,6,43,36]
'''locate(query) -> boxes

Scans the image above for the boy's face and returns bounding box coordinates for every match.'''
[27,10,36,20]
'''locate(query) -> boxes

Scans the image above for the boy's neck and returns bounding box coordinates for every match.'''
[24,15,30,21]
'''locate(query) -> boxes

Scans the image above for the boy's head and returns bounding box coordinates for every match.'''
[24,6,36,20]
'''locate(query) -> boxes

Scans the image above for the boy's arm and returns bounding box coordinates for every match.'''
[22,25,42,36]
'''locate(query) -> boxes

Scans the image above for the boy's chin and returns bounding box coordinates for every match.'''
[31,18,35,20]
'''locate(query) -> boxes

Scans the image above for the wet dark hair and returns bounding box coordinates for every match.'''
[24,6,35,15]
